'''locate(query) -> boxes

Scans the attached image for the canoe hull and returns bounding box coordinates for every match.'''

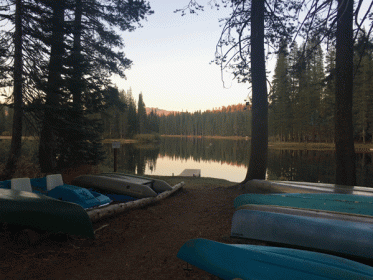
[177,238,373,280]
[231,208,373,259]
[28,177,112,209]
[248,180,373,196]
[72,175,158,198]
[99,173,173,193]
[0,188,94,238]
[234,193,373,216]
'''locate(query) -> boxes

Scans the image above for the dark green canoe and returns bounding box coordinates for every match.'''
[0,188,94,238]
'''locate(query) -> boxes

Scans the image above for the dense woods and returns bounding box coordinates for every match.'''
[1,32,372,143]
[0,0,372,187]
[97,32,373,141]
[0,0,152,177]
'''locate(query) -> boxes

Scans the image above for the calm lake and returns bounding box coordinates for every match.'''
[101,137,373,188]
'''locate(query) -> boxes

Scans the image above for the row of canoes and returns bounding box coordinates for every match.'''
[177,181,373,279]
[0,173,176,239]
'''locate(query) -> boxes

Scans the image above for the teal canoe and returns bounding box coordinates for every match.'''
[0,188,94,238]
[234,193,373,216]
[177,238,373,280]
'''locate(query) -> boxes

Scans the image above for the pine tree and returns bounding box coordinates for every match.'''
[322,45,336,142]
[353,31,373,143]
[137,93,147,134]
[270,41,292,141]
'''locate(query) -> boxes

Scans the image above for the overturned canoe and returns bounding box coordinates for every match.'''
[177,238,373,280]
[231,208,373,259]
[234,193,373,216]
[0,188,94,238]
[72,175,158,198]
[99,173,173,193]
[247,180,373,196]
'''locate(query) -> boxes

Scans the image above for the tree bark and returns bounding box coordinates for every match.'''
[335,0,356,186]
[3,0,23,179]
[72,0,83,109]
[38,2,65,173]
[243,0,268,183]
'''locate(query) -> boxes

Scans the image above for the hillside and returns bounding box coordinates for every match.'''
[145,103,249,116]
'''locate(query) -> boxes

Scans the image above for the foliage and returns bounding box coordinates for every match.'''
[159,106,250,137]
[0,0,153,174]
[268,32,373,144]
[134,133,161,143]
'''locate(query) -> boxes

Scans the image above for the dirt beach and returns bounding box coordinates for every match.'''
[0,177,276,280]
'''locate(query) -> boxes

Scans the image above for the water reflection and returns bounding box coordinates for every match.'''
[101,138,373,187]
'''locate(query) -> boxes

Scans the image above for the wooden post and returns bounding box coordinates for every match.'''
[112,141,120,172]
[114,148,117,172]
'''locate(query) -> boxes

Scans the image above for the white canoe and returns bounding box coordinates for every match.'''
[231,207,373,260]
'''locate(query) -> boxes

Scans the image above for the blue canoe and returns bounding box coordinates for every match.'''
[0,174,112,209]
[177,238,373,280]
[231,208,373,259]
[234,193,373,216]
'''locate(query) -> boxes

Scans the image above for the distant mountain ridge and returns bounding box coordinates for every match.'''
[146,104,249,116]
[145,107,176,116]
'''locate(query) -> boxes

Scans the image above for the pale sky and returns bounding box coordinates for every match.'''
[111,1,255,112]
[111,0,372,113]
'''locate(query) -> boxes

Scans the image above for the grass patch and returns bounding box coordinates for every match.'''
[134,133,161,143]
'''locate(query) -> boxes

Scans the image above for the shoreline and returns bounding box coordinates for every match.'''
[2,135,373,151]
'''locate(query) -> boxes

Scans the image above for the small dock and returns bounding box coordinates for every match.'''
[178,169,201,177]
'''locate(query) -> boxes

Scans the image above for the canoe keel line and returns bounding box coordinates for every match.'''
[87,182,184,222]
[177,238,373,280]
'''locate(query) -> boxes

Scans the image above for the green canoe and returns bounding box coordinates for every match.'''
[0,188,94,238]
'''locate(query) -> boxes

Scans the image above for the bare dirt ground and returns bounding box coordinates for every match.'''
[0,178,276,280]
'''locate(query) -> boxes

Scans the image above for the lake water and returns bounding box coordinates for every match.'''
[101,137,373,188]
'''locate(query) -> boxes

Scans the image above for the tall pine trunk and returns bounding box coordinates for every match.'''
[243,0,268,183]
[72,0,83,110]
[38,2,65,173]
[3,0,23,179]
[335,0,356,186]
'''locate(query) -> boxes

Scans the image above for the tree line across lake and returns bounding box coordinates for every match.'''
[2,28,373,142]
[80,32,373,142]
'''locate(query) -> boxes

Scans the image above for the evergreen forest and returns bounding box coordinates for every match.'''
[0,0,372,180]
[1,32,373,143]
[89,32,373,142]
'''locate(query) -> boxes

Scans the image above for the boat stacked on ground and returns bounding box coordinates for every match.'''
[31,174,111,209]
[1,174,111,210]
[177,182,373,279]
[0,188,94,238]
[247,179,373,196]
[231,193,373,260]
[0,173,180,241]
[71,173,173,201]
[177,238,373,280]
[234,193,373,216]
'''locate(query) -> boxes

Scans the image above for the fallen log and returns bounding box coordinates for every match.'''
[87,182,184,222]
